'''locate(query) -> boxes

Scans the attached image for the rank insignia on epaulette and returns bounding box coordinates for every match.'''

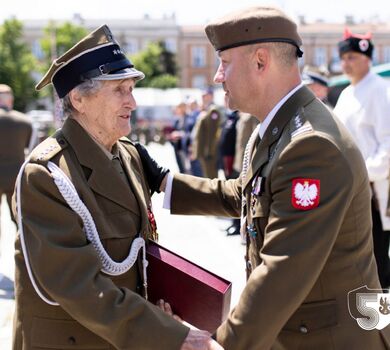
[291,112,313,139]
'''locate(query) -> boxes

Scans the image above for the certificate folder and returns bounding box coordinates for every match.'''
[146,241,232,333]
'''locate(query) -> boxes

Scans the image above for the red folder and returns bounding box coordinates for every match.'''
[146,241,232,333]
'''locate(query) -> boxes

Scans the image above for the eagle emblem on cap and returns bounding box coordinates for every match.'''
[292,179,320,210]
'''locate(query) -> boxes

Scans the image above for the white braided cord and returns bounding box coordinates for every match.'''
[240,124,261,239]
[15,159,148,306]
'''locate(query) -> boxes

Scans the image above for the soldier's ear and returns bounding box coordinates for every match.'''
[69,89,84,115]
[254,47,268,72]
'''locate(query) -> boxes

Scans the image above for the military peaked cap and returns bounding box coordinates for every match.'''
[36,24,145,98]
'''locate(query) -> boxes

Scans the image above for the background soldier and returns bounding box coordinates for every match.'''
[191,88,222,178]
[0,84,32,225]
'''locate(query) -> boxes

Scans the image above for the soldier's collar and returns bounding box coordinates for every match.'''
[259,82,304,139]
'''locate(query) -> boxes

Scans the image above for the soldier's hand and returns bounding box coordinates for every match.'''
[180,330,224,350]
[134,142,170,194]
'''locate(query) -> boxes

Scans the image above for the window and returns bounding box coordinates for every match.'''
[372,48,379,65]
[330,47,341,73]
[192,75,206,89]
[314,47,327,66]
[32,40,44,60]
[191,46,206,68]
[125,39,139,55]
[384,47,390,63]
[164,38,177,53]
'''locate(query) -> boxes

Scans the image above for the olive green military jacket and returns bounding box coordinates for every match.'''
[0,108,32,190]
[13,118,188,350]
[191,105,221,178]
[171,86,390,349]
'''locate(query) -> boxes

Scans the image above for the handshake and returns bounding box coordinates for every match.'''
[134,143,170,194]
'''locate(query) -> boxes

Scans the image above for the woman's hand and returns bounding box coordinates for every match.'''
[156,299,182,322]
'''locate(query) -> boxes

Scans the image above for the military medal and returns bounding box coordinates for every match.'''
[247,223,257,238]
[251,176,263,196]
[147,205,159,241]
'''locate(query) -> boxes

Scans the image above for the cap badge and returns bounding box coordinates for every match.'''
[292,178,320,210]
[359,39,369,52]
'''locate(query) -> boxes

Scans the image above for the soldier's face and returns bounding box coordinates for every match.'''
[214,47,255,112]
[75,79,137,147]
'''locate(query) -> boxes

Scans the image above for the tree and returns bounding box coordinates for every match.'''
[0,18,38,111]
[131,41,178,89]
[40,21,87,68]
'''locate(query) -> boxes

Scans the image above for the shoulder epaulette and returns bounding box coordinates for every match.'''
[290,109,313,139]
[30,130,68,164]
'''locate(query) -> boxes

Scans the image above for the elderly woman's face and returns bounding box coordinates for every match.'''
[77,78,137,146]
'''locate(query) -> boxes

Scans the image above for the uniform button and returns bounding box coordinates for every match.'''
[299,325,308,334]
[68,336,76,345]
[272,126,279,135]
[59,139,65,145]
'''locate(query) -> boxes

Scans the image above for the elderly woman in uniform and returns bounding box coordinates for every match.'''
[13,25,221,350]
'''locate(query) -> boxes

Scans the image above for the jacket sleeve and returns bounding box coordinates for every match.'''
[216,135,355,349]
[171,173,242,218]
[17,162,189,350]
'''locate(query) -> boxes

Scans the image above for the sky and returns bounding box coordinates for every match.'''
[1,0,390,25]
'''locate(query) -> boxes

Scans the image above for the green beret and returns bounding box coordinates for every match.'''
[205,6,303,57]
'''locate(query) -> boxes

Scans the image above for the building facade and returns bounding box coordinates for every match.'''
[19,15,390,89]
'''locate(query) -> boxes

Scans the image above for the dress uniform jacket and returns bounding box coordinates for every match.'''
[13,118,188,349]
[0,108,32,191]
[191,105,222,178]
[171,86,390,349]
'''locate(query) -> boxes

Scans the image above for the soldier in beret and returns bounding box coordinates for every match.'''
[12,25,221,350]
[137,6,390,349]
[334,29,390,290]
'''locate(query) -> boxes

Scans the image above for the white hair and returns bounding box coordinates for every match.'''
[62,79,104,118]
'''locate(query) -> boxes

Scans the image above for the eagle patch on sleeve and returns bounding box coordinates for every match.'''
[292,178,320,210]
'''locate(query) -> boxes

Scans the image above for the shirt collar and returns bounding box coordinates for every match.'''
[259,82,304,139]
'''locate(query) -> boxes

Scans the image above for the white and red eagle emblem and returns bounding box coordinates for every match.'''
[292,179,320,210]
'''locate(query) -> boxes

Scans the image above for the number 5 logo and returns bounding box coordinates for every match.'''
[348,285,390,330]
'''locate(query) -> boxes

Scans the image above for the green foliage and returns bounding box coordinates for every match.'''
[38,22,87,100]
[149,74,178,89]
[131,41,178,88]
[40,21,87,67]
[0,18,38,111]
